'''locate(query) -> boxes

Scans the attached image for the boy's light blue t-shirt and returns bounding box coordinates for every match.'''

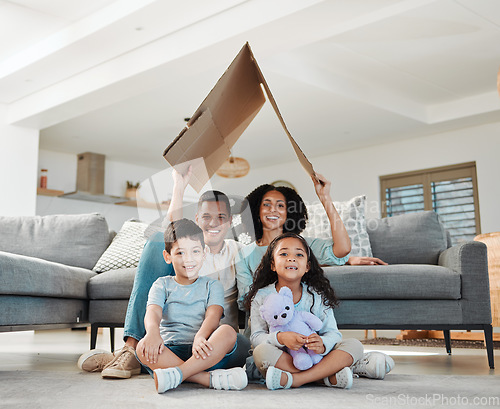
[147,275,225,345]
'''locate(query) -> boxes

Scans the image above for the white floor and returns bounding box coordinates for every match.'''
[0,328,497,377]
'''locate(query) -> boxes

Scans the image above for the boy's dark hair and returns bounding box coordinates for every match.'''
[164,218,205,253]
[244,184,308,241]
[243,232,338,311]
[198,190,232,216]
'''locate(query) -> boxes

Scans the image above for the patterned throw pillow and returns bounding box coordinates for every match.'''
[302,195,373,257]
[93,220,149,273]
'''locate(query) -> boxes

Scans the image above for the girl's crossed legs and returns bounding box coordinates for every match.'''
[253,338,363,388]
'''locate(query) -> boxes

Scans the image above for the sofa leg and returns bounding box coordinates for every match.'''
[443,330,451,355]
[90,324,98,350]
[110,327,115,353]
[484,325,495,369]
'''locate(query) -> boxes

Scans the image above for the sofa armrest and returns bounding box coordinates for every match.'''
[438,241,491,324]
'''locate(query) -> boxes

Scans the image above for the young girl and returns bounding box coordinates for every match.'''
[244,233,377,390]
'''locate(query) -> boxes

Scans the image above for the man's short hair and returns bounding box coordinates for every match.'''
[164,218,205,253]
[198,190,231,216]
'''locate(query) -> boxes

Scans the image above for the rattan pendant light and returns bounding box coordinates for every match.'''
[216,156,250,178]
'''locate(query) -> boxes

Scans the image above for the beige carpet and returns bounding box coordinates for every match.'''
[1,371,499,409]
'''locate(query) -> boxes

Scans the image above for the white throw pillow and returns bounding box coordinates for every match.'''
[93,220,149,273]
[302,195,373,257]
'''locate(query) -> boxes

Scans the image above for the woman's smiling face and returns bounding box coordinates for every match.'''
[259,190,287,233]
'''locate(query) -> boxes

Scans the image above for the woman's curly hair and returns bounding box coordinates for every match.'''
[243,184,308,241]
[243,232,339,312]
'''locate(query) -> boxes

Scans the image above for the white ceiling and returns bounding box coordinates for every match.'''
[2,0,500,170]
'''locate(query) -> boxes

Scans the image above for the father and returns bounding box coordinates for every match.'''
[78,167,250,378]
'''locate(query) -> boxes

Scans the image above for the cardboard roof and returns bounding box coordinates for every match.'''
[163,42,315,192]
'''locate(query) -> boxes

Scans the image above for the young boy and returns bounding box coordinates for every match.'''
[78,170,250,379]
[135,218,247,393]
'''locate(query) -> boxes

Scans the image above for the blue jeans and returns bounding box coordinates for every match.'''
[123,232,250,368]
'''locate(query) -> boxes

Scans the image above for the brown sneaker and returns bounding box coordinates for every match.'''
[78,349,114,372]
[101,345,141,379]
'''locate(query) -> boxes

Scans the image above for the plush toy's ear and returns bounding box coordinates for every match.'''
[279,286,293,300]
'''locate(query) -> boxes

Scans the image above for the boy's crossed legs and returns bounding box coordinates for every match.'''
[136,324,247,393]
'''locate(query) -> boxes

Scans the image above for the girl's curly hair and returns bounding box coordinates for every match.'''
[243,184,308,241]
[243,232,339,312]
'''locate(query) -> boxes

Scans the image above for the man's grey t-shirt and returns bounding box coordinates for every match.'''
[147,275,224,345]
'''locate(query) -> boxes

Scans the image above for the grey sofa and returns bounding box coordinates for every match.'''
[0,212,137,350]
[325,211,494,369]
[0,213,111,332]
[0,211,494,368]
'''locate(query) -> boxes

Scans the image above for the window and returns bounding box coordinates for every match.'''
[380,162,480,245]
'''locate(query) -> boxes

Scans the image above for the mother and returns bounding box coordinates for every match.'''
[235,173,386,308]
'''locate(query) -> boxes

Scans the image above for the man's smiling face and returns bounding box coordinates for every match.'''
[196,200,231,250]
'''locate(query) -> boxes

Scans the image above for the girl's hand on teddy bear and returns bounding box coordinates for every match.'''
[305,333,326,354]
[278,331,307,350]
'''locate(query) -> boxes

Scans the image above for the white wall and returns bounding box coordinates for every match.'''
[36,195,158,232]
[213,121,500,234]
[37,150,164,197]
[36,150,168,231]
[37,121,500,234]
[0,104,39,216]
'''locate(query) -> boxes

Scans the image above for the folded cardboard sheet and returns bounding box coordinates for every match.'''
[163,42,315,192]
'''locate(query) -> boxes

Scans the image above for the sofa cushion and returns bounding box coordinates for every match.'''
[303,195,373,257]
[334,300,464,326]
[93,220,148,273]
[88,268,136,299]
[0,213,110,269]
[366,211,448,264]
[324,264,460,300]
[0,295,89,327]
[0,251,96,299]
[89,299,129,324]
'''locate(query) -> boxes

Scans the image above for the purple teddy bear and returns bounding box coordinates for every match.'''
[260,286,324,370]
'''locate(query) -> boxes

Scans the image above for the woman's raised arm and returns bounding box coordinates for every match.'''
[311,173,351,259]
